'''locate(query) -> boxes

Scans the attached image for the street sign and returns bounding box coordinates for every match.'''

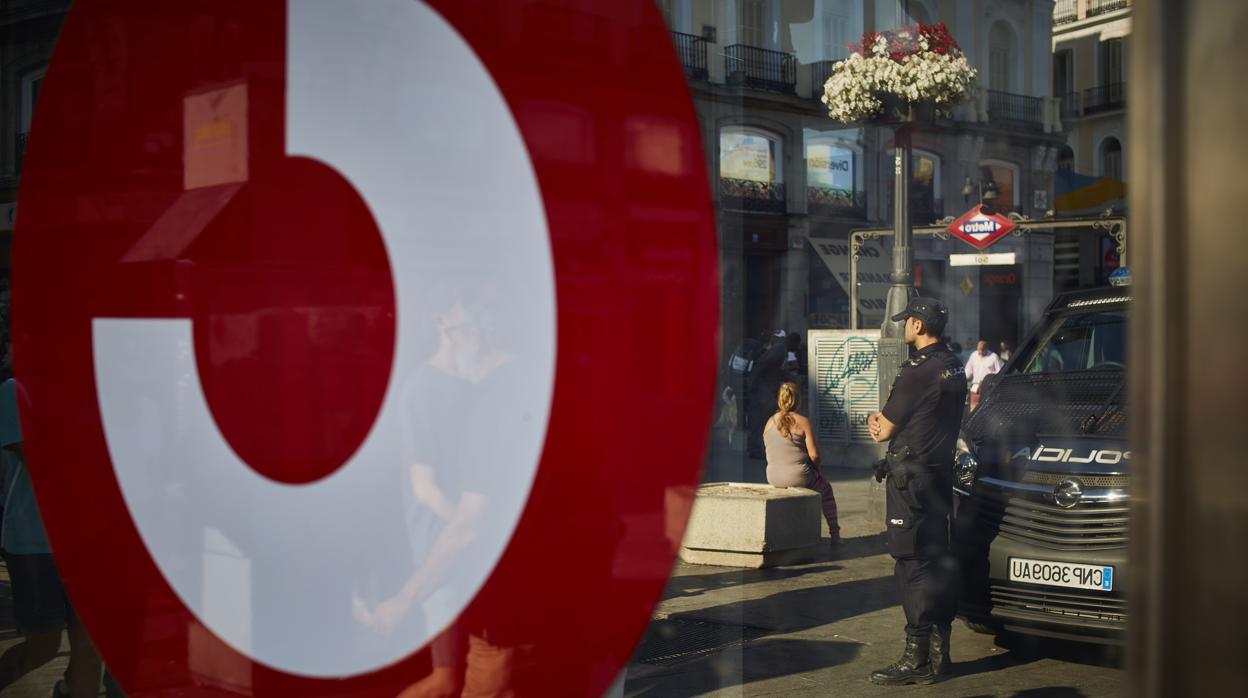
[949,252,1017,266]
[947,204,1017,250]
[13,1,716,695]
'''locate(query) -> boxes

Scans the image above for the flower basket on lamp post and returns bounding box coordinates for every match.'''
[820,22,977,125]
[820,22,977,407]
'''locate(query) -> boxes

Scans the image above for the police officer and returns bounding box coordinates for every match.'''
[867,297,967,685]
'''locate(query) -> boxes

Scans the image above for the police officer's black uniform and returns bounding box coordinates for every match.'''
[870,298,967,686]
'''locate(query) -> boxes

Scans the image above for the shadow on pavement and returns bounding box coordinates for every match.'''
[828,531,888,563]
[996,633,1125,669]
[947,646,1041,682]
[625,637,861,698]
[963,689,1090,698]
[672,574,897,632]
[663,563,845,600]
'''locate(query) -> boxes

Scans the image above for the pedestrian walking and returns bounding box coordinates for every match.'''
[0,341,104,697]
[763,382,840,545]
[866,297,967,685]
[964,340,1003,410]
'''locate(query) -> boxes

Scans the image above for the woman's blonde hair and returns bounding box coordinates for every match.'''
[776,382,799,437]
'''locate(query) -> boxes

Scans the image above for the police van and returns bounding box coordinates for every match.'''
[952,284,1130,644]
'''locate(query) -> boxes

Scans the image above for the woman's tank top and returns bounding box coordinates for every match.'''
[764,416,812,488]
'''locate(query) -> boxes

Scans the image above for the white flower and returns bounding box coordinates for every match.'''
[822,42,976,123]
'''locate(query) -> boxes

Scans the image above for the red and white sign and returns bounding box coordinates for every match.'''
[947,204,1017,250]
[14,1,717,695]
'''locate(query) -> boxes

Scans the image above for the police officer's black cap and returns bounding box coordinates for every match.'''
[891,297,949,334]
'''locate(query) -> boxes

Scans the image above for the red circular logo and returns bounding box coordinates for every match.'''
[14,0,717,694]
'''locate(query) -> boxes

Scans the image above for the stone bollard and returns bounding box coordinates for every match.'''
[677,482,822,568]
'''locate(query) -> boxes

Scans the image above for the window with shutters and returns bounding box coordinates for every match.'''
[737,0,766,47]
[989,21,1015,92]
[822,10,848,61]
[1101,37,1124,86]
[1102,137,1123,181]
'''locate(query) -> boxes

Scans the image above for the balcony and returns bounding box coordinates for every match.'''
[807,187,865,218]
[1087,0,1130,18]
[1083,82,1125,113]
[724,44,796,95]
[986,90,1045,129]
[810,60,839,100]
[720,178,786,214]
[1054,0,1077,25]
[15,132,29,176]
[1054,0,1130,25]
[670,31,708,82]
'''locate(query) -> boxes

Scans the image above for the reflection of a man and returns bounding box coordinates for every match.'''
[363,294,545,697]
[353,299,512,636]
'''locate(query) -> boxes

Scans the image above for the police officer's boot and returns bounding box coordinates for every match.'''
[929,624,952,676]
[868,632,937,685]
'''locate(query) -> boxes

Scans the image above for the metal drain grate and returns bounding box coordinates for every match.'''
[632,617,770,667]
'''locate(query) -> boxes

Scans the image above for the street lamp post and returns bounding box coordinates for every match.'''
[878,124,914,406]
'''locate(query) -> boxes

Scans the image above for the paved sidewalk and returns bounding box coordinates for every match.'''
[623,472,1124,698]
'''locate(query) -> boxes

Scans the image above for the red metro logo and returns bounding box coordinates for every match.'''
[13,0,717,695]
[947,204,1017,250]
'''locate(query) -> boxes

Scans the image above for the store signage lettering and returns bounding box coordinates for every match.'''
[816,241,880,258]
[949,252,1017,267]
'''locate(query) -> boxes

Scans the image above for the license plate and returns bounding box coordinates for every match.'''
[1008,557,1114,591]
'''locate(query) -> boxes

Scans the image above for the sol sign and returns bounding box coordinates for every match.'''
[947,204,1017,250]
[13,0,717,695]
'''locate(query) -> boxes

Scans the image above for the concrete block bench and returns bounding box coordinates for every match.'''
[677,482,822,568]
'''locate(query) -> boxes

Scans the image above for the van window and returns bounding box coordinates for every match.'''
[1025,309,1126,372]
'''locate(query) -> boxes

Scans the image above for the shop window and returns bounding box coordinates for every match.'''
[720,126,784,212]
[912,150,942,222]
[980,159,1020,212]
[805,130,863,217]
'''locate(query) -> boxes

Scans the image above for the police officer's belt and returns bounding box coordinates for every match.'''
[882,445,931,489]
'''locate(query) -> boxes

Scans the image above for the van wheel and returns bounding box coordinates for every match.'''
[963,620,998,635]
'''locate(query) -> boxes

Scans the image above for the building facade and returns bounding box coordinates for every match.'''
[662,0,1065,355]
[0,0,72,321]
[1052,0,1129,290]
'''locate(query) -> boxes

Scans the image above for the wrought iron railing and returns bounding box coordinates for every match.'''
[807,187,865,218]
[724,44,796,94]
[986,90,1044,128]
[1083,82,1125,113]
[810,60,839,100]
[1088,0,1129,17]
[670,31,708,81]
[14,132,29,176]
[720,178,786,213]
[1053,0,1077,24]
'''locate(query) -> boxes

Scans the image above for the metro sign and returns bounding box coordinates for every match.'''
[947,204,1017,250]
[13,0,717,695]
